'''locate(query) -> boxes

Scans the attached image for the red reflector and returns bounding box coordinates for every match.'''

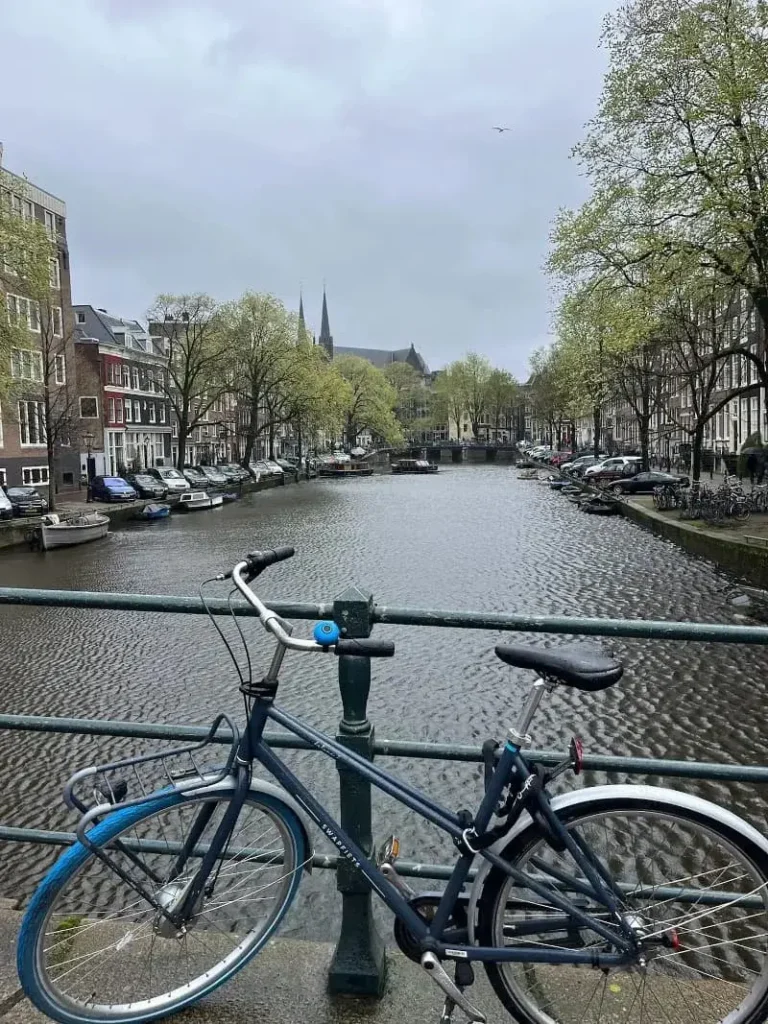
[570,737,584,775]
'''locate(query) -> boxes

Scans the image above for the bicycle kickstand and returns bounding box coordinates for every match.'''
[423,954,485,1024]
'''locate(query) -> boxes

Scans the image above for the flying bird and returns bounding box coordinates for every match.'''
[492,126,511,133]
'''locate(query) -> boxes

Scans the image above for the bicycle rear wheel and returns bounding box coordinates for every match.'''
[477,796,768,1024]
[18,788,307,1024]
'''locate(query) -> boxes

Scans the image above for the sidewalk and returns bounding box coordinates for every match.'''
[0,906,509,1024]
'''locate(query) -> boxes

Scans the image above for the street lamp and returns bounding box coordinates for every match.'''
[83,431,94,502]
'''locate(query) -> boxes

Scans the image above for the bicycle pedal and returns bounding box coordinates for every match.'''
[422,953,486,1024]
[377,834,400,866]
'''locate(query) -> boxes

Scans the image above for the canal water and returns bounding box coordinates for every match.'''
[0,465,766,939]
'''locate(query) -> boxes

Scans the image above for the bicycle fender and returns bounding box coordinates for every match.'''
[180,774,314,873]
[466,783,768,944]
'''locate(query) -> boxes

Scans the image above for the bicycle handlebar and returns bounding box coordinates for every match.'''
[228,551,396,658]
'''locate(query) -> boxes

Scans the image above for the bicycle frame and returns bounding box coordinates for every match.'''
[184,695,635,968]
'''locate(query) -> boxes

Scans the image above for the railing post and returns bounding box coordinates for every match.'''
[328,586,387,996]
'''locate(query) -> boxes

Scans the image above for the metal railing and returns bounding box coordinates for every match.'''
[1,584,768,996]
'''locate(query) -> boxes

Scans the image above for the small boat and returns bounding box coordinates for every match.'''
[548,477,570,490]
[318,459,374,478]
[391,459,438,475]
[176,491,215,512]
[220,493,240,504]
[136,503,171,521]
[581,497,620,516]
[517,469,539,480]
[41,512,110,550]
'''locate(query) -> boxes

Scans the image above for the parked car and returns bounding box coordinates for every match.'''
[194,465,229,488]
[182,467,210,489]
[550,452,575,467]
[0,489,15,521]
[248,460,272,480]
[263,460,285,477]
[563,454,608,475]
[124,473,168,500]
[584,456,643,483]
[609,471,690,495]
[147,467,190,493]
[217,463,250,483]
[90,476,138,502]
[5,486,48,517]
[275,458,298,476]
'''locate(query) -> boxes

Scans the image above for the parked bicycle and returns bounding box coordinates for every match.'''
[17,548,768,1024]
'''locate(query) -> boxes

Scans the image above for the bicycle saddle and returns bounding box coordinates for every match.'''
[494,642,623,691]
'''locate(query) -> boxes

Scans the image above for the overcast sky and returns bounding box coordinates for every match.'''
[1,0,615,377]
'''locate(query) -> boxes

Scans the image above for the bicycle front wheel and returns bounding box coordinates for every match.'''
[18,788,307,1024]
[477,796,768,1024]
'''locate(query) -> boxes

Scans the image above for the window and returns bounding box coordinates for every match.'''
[7,294,41,332]
[132,367,140,391]
[124,400,132,423]
[115,399,123,423]
[0,469,5,486]
[44,211,56,239]
[52,307,62,336]
[80,396,98,418]
[61,471,74,486]
[133,399,140,421]
[159,404,166,424]
[108,398,115,423]
[54,354,66,385]
[172,419,178,437]
[22,466,49,485]
[18,401,46,445]
[77,311,86,324]
[122,365,130,388]
[49,258,60,289]
[11,348,43,381]
[148,404,156,424]
[11,196,33,222]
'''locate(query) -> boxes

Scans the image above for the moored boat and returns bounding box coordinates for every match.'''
[517,469,539,480]
[318,459,374,478]
[136,503,171,521]
[391,459,438,475]
[41,512,110,550]
[176,491,214,512]
[220,493,240,504]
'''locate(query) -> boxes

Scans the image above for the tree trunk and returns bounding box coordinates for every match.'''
[46,443,56,513]
[175,422,189,470]
[268,423,275,459]
[639,418,650,472]
[592,406,602,458]
[691,424,705,482]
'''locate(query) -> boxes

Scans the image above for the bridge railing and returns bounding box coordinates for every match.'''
[1,584,768,996]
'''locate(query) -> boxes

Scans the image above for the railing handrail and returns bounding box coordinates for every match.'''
[2,585,768,644]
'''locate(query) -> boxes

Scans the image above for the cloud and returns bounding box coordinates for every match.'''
[0,0,616,375]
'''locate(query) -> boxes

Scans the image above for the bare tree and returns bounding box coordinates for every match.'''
[148,294,231,470]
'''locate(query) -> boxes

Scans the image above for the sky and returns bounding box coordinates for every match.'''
[0,0,617,377]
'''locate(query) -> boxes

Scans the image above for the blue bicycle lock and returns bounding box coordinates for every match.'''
[313,620,341,646]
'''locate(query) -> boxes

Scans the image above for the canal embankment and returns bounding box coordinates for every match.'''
[620,495,768,588]
[0,473,290,551]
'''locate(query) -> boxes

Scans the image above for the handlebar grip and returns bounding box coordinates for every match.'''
[244,546,294,574]
[334,638,395,658]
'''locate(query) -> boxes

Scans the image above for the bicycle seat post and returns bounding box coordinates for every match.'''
[509,677,552,747]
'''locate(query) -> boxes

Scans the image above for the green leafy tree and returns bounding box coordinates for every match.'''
[280,342,346,458]
[383,362,424,438]
[148,294,231,470]
[431,363,468,440]
[334,355,403,447]
[485,368,519,441]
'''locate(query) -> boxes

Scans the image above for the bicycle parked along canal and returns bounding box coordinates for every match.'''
[16,548,768,1024]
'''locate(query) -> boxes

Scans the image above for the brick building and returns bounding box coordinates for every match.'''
[0,160,79,493]
[74,307,173,477]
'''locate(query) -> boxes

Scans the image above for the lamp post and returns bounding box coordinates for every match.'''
[83,432,94,502]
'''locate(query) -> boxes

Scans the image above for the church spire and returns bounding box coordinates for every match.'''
[298,289,307,343]
[319,286,333,358]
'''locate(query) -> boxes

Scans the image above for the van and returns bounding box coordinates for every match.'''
[0,489,14,521]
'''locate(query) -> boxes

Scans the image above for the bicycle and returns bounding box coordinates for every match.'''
[17,548,768,1024]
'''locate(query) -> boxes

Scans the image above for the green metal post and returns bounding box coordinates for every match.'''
[328,586,387,996]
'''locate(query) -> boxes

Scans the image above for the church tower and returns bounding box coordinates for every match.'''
[318,287,333,359]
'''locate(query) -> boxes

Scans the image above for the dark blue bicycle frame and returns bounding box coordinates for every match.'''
[229,698,637,968]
